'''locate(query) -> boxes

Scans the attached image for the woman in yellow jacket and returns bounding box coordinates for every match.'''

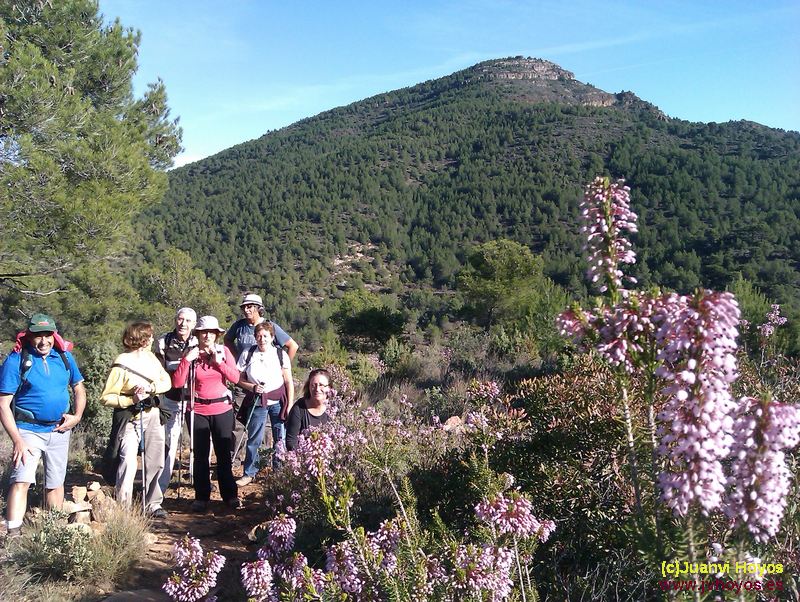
[101,321,171,517]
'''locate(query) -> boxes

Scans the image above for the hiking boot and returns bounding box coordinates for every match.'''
[235,475,253,487]
[191,500,209,513]
[149,507,169,519]
[225,497,243,510]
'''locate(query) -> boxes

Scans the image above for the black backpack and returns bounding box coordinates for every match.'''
[241,342,284,371]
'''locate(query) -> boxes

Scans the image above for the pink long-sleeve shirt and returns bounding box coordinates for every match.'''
[172,347,240,416]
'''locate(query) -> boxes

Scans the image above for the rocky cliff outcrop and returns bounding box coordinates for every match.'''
[475,56,575,81]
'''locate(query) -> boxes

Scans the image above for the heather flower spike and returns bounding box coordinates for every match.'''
[163,535,226,602]
[655,290,741,516]
[580,176,638,300]
[475,492,555,542]
[725,395,800,542]
[758,303,787,341]
[240,559,274,601]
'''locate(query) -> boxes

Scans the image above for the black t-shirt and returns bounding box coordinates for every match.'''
[285,398,330,451]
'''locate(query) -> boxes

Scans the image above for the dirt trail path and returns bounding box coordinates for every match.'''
[97,467,271,601]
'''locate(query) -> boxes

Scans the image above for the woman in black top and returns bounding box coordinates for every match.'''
[285,369,331,451]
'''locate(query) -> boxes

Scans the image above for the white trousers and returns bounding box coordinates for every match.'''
[158,397,184,494]
[116,407,165,511]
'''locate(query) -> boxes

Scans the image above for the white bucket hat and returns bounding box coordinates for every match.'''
[240,293,264,308]
[195,315,225,333]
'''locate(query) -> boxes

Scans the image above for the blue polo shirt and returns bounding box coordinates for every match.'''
[223,319,291,361]
[0,347,84,433]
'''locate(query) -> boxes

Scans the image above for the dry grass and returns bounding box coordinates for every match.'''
[1,502,150,600]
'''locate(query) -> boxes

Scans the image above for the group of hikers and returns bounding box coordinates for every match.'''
[1,293,334,536]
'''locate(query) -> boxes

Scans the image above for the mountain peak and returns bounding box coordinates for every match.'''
[472,57,575,81]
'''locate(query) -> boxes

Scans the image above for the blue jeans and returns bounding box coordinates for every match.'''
[243,403,285,476]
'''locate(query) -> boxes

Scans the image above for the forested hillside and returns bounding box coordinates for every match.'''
[147,57,800,340]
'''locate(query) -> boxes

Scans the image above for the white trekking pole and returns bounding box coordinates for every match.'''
[188,361,196,486]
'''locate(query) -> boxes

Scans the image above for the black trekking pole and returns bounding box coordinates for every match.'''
[232,385,261,463]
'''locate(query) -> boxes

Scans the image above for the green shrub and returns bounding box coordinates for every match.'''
[12,511,94,582]
[77,340,118,453]
[8,504,149,592]
[380,336,410,371]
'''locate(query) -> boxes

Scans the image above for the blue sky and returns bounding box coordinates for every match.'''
[99,0,800,167]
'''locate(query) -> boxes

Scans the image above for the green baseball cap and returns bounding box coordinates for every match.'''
[27,313,57,333]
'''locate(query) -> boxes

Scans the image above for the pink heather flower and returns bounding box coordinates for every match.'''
[465,379,502,403]
[767,304,787,326]
[293,430,336,479]
[556,306,596,344]
[425,553,447,586]
[366,519,403,573]
[655,291,741,516]
[475,492,555,542]
[558,291,664,374]
[464,410,490,433]
[326,539,365,595]
[757,304,787,341]
[361,406,382,427]
[240,559,274,602]
[537,519,557,542]
[596,291,664,373]
[163,536,226,602]
[267,515,296,555]
[725,397,800,542]
[171,534,204,567]
[449,544,514,600]
[580,176,638,295]
[274,553,325,598]
[758,323,775,338]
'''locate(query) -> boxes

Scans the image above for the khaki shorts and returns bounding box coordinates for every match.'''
[10,429,71,488]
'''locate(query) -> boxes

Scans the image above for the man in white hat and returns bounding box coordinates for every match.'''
[224,293,298,465]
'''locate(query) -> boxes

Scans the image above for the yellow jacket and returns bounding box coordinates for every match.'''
[100,350,172,409]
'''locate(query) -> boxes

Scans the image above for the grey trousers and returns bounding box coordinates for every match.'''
[116,407,166,511]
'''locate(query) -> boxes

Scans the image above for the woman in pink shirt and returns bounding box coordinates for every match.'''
[172,316,241,512]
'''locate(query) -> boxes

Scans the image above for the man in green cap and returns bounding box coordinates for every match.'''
[0,313,86,538]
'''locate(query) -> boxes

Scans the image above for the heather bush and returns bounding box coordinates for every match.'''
[263,387,458,548]
[553,176,800,598]
[244,403,555,601]
[162,534,226,602]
